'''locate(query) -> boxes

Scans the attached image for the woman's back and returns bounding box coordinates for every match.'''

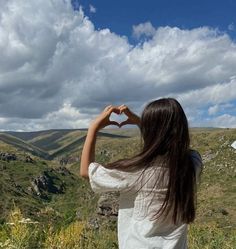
[89,150,202,249]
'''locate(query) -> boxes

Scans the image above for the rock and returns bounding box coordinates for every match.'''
[55,166,71,176]
[25,155,34,163]
[88,217,100,229]
[67,156,80,164]
[0,152,17,162]
[30,170,65,198]
[97,193,119,217]
[30,181,41,196]
[60,157,68,166]
[59,156,80,166]
[202,151,217,163]
[219,208,229,215]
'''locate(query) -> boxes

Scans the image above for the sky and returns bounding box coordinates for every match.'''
[0,0,236,131]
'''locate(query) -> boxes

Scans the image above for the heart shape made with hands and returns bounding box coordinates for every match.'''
[109,112,129,127]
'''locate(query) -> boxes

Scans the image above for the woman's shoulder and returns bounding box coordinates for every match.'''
[189,149,203,176]
[189,149,202,164]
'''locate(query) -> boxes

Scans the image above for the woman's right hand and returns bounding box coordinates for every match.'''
[118,105,141,128]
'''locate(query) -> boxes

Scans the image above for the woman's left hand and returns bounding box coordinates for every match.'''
[89,105,120,132]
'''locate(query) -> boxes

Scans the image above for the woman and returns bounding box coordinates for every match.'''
[80,98,203,249]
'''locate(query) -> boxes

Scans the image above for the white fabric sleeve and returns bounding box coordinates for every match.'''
[88,162,131,193]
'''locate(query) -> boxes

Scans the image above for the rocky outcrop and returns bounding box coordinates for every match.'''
[97,193,119,217]
[202,151,217,163]
[88,217,100,229]
[0,151,36,164]
[25,155,34,163]
[30,170,65,198]
[59,158,67,166]
[0,152,17,162]
[59,156,80,166]
[54,166,71,176]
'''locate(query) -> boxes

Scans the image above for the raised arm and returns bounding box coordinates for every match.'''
[80,105,119,179]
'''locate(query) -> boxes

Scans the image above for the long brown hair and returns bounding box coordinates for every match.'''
[106,98,197,224]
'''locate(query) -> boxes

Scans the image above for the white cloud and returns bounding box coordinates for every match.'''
[208,105,219,115]
[0,117,8,124]
[40,102,92,129]
[132,22,156,39]
[208,103,235,116]
[89,4,96,13]
[0,0,236,130]
[176,78,236,109]
[205,114,236,128]
[0,103,93,131]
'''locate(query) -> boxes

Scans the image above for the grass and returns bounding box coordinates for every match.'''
[188,222,236,249]
[0,128,236,248]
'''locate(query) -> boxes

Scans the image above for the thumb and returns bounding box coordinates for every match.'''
[119,119,131,127]
[109,121,120,127]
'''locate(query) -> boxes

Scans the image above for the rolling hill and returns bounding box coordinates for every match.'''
[0,129,130,160]
[0,127,235,248]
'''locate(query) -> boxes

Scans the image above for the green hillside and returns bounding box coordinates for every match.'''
[0,129,130,160]
[0,157,91,225]
[0,133,50,159]
[0,128,235,248]
[0,129,131,223]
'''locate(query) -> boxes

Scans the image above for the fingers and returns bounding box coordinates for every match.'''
[118,104,127,110]
[119,119,133,127]
[109,121,120,127]
[118,104,129,114]
[103,105,120,115]
[108,106,120,114]
[104,105,129,115]
[104,105,112,112]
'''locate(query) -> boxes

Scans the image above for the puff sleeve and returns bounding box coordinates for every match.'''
[88,162,132,193]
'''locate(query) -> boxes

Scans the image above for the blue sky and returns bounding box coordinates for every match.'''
[72,0,236,41]
[0,0,235,130]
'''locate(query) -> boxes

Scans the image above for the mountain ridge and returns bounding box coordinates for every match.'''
[0,129,130,160]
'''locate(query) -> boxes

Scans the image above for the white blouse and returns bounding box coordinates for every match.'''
[88,151,202,249]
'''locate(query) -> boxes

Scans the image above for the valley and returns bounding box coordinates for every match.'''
[0,128,235,248]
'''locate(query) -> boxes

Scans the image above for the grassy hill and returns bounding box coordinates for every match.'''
[0,128,131,223]
[0,127,235,248]
[0,133,50,159]
[0,156,92,225]
[0,129,130,160]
